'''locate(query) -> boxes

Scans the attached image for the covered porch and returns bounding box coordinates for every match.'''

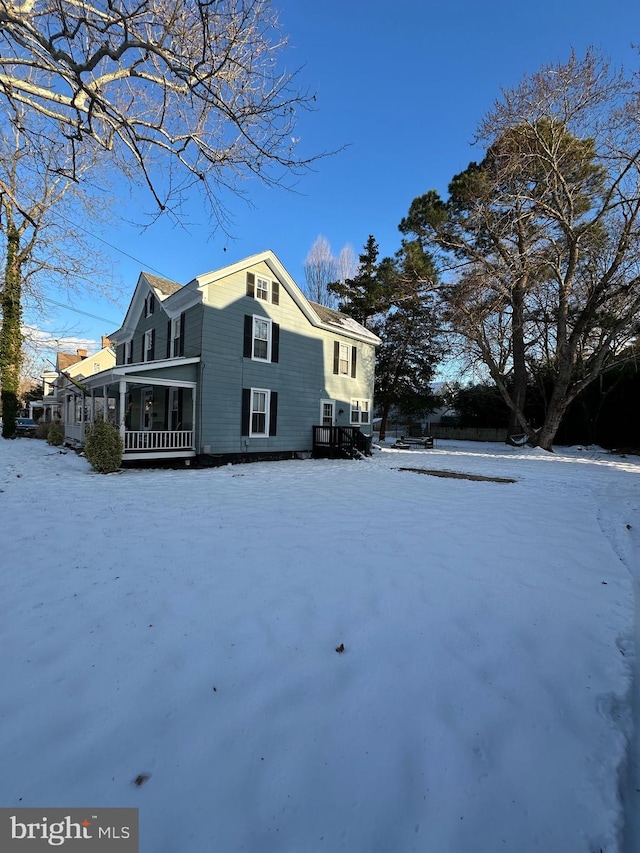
[72,359,200,461]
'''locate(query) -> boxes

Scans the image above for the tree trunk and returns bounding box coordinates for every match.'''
[506,282,528,445]
[378,398,392,441]
[1,225,23,438]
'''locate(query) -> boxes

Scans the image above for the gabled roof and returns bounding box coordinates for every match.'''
[109,250,380,346]
[109,271,183,340]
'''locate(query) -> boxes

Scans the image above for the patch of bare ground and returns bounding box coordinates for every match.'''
[396,467,517,484]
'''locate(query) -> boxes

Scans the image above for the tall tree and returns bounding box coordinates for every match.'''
[0,106,111,436]
[328,235,390,328]
[303,236,338,307]
[0,0,321,219]
[374,241,442,440]
[401,50,640,450]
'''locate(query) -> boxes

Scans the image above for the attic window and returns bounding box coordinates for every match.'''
[144,293,155,317]
[246,272,280,305]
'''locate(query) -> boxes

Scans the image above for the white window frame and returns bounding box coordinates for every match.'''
[143,329,153,362]
[171,316,181,357]
[124,340,132,363]
[256,276,270,301]
[338,342,350,375]
[250,388,270,437]
[350,399,370,425]
[144,293,155,317]
[252,315,272,362]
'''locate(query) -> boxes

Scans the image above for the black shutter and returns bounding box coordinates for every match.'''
[243,315,253,358]
[271,323,280,363]
[241,388,251,435]
[179,313,185,356]
[351,346,357,378]
[269,391,278,436]
[272,280,280,305]
[246,272,255,297]
[149,328,155,361]
[166,320,172,358]
[333,341,339,374]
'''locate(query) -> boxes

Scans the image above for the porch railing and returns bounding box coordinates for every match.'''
[124,430,194,451]
[312,425,372,458]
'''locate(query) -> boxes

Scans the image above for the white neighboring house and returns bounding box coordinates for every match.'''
[40,338,116,445]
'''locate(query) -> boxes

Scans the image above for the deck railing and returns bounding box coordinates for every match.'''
[124,430,194,451]
[312,425,371,458]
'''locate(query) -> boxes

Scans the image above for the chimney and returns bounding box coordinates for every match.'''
[101,336,112,349]
[77,348,88,359]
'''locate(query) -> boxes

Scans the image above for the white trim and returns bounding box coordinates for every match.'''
[249,387,270,438]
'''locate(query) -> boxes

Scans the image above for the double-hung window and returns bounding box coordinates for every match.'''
[350,399,370,425]
[253,317,271,361]
[124,340,133,364]
[144,329,155,362]
[171,314,184,357]
[333,341,357,377]
[251,389,269,436]
[144,293,155,317]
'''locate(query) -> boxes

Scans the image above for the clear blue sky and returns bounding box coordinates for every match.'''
[30,0,640,357]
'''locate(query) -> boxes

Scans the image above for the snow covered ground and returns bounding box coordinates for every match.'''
[1,438,639,852]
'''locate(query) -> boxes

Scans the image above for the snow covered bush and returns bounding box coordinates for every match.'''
[84,420,122,473]
[46,422,64,446]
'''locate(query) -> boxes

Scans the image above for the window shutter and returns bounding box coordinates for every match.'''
[246,272,255,298]
[166,320,171,358]
[351,346,357,378]
[333,341,339,374]
[272,280,280,305]
[269,391,278,436]
[243,315,253,358]
[150,328,155,361]
[179,313,185,356]
[271,323,280,363]
[241,388,251,436]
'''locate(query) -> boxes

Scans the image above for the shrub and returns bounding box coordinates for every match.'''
[36,420,50,439]
[84,419,123,473]
[47,421,65,446]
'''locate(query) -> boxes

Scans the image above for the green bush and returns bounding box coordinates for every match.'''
[84,419,123,473]
[47,421,65,446]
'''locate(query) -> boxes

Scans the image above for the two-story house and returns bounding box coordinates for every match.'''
[78,251,380,463]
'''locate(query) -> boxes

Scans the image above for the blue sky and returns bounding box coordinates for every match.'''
[28,0,640,359]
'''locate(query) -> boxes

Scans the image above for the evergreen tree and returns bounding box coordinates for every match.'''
[328,236,390,328]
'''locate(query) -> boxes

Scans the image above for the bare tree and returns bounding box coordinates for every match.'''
[0,0,321,218]
[303,235,337,306]
[336,243,357,286]
[0,105,112,436]
[401,50,640,450]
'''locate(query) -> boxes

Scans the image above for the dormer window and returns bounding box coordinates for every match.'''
[144,293,155,317]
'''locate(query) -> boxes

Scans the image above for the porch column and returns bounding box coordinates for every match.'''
[119,380,127,446]
[102,385,108,420]
[89,390,95,424]
[191,388,197,450]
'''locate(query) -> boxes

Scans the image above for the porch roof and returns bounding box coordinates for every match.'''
[79,357,200,391]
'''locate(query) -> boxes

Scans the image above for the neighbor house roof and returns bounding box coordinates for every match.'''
[56,353,83,370]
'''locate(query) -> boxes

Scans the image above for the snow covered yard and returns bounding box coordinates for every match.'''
[1,438,638,853]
